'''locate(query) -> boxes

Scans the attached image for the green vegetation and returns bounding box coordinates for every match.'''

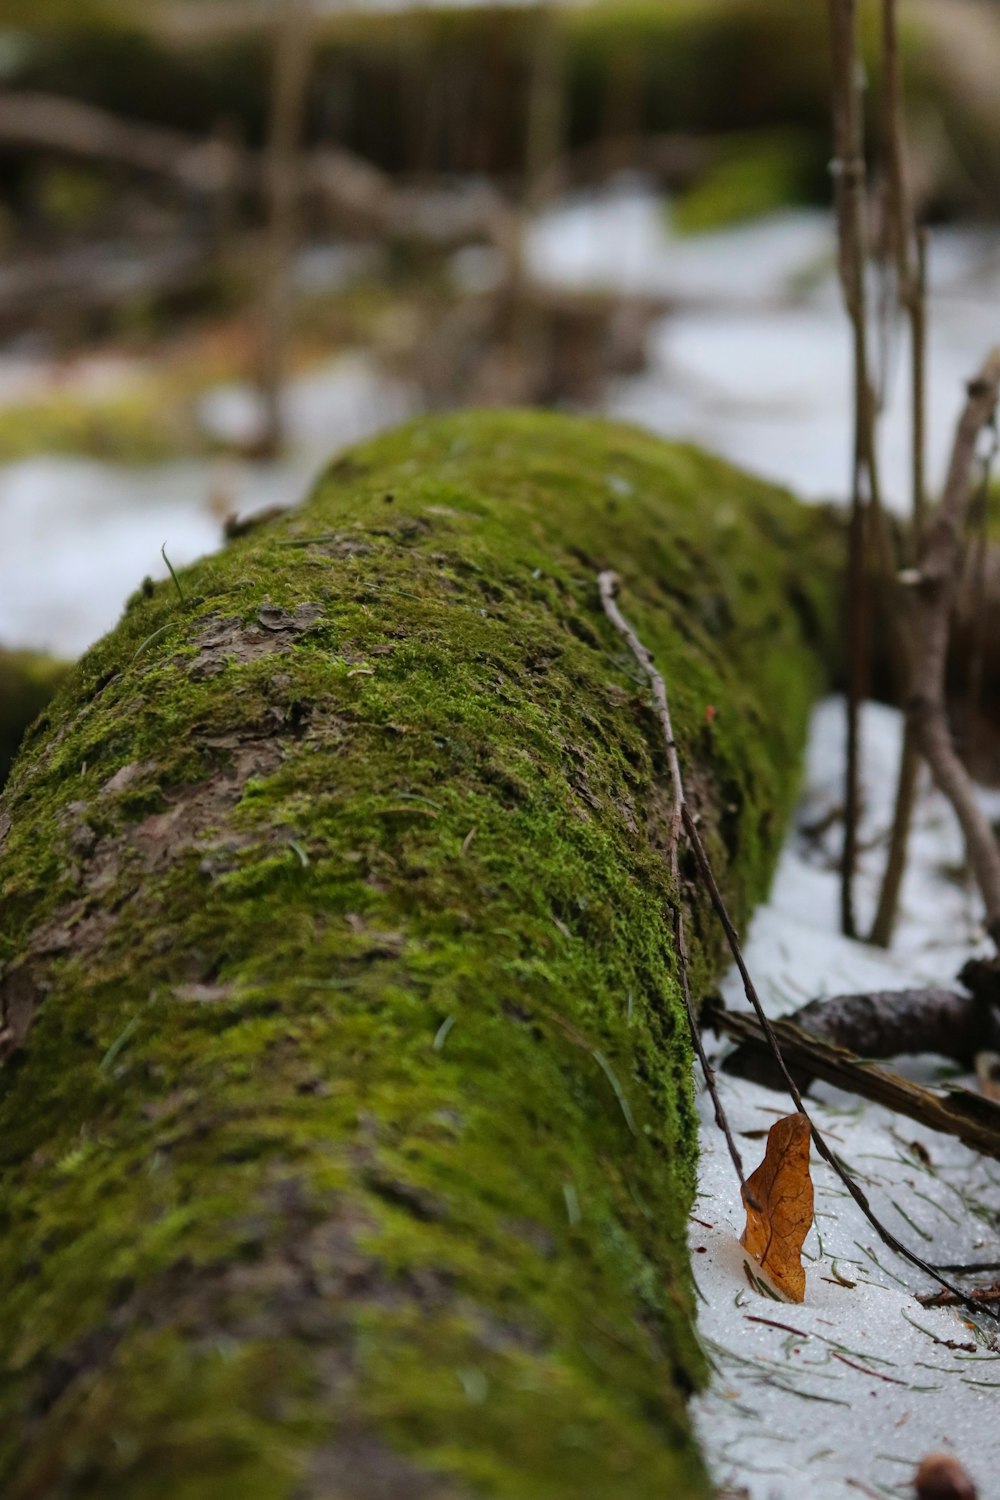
[0,385,197,466]
[0,1,879,185]
[672,131,821,236]
[6,0,998,221]
[0,410,840,1497]
[0,649,68,785]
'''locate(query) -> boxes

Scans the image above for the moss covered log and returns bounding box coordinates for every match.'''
[0,410,839,1499]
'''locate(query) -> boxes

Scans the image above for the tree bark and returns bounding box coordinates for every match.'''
[0,411,839,1499]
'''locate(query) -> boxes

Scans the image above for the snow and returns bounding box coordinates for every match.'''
[0,354,415,656]
[527,186,1000,511]
[691,698,1000,1500]
[6,188,1000,657]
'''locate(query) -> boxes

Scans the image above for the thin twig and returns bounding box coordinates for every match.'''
[935,1261,1000,1274]
[831,1349,910,1385]
[918,1279,1000,1310]
[597,570,751,1203]
[912,227,929,551]
[869,725,920,947]
[909,349,1000,945]
[828,0,875,939]
[880,0,927,529]
[597,569,997,1322]
[744,1314,811,1340]
[258,0,315,457]
[869,0,928,946]
[829,0,911,942]
[963,418,997,776]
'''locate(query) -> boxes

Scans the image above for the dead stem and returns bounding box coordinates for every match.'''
[597,569,752,1204]
[829,0,877,938]
[869,0,929,946]
[258,0,315,457]
[963,421,997,777]
[909,351,1000,945]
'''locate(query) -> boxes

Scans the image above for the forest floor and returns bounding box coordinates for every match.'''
[693,697,1000,1500]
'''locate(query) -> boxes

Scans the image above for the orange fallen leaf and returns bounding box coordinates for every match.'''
[740,1112,814,1302]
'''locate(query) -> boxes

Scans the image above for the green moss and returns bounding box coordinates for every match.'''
[0,410,840,1498]
[672,131,822,235]
[0,648,69,787]
[0,387,199,466]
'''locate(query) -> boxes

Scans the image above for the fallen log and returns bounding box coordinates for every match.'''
[0,410,839,1497]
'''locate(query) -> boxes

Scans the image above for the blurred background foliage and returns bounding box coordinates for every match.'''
[4,0,1000,751]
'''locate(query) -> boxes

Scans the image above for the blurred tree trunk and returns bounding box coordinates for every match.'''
[0,412,839,1499]
[257,0,315,458]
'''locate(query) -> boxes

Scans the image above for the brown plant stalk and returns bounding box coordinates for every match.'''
[258,0,315,458]
[596,571,753,1205]
[909,351,1000,945]
[869,0,928,948]
[827,0,889,940]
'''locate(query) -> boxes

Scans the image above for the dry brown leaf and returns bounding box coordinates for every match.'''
[739,1112,814,1302]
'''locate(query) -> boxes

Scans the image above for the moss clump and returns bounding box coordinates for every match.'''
[0,410,839,1498]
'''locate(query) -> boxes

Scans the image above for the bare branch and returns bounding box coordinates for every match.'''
[827,0,900,938]
[910,350,1000,944]
[0,90,244,195]
[722,983,998,1083]
[869,3,928,945]
[597,570,751,1201]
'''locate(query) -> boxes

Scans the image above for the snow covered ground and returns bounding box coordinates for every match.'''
[5,189,1000,657]
[0,353,415,656]
[691,698,1000,1500]
[528,183,1000,512]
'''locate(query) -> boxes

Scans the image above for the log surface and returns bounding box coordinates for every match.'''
[0,410,838,1499]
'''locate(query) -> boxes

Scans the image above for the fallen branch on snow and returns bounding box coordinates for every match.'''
[721,982,1000,1085]
[711,1000,1000,1164]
